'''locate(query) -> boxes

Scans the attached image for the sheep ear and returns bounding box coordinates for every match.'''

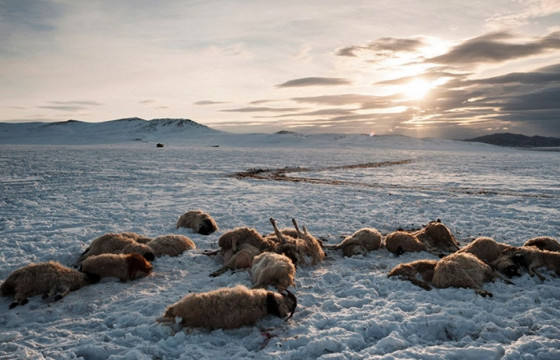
[283,289,297,320]
[266,292,281,317]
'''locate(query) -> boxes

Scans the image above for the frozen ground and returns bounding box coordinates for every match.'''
[1,135,559,359]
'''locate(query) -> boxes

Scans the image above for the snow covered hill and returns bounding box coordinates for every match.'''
[0,118,222,145]
[0,118,494,151]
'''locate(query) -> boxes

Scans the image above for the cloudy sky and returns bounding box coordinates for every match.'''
[1,0,559,138]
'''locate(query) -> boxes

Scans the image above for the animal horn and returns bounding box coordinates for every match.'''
[283,289,297,321]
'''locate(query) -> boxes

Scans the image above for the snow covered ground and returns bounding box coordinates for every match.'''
[1,133,559,359]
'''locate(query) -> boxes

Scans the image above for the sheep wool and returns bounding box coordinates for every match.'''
[147,234,196,257]
[160,285,297,329]
[80,253,153,281]
[251,252,296,292]
[1,261,99,309]
[176,210,218,235]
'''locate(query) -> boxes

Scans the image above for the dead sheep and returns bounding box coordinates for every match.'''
[1,261,100,309]
[80,253,153,281]
[331,228,383,257]
[499,246,560,281]
[414,220,460,256]
[146,234,196,257]
[456,236,515,264]
[120,232,153,244]
[388,259,438,290]
[157,285,297,329]
[432,252,512,297]
[176,210,218,235]
[385,231,425,256]
[77,233,155,264]
[218,227,275,253]
[210,243,262,277]
[269,218,325,265]
[523,236,560,252]
[251,252,296,292]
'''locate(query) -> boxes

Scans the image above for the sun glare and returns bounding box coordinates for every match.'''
[401,79,433,100]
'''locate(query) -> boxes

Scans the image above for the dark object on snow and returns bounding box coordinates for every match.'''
[156,143,164,148]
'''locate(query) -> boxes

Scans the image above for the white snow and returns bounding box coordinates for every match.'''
[1,120,559,359]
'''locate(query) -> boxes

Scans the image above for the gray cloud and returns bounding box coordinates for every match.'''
[221,106,304,113]
[0,0,62,32]
[336,37,426,57]
[38,100,102,112]
[428,31,560,66]
[194,100,229,105]
[291,94,394,109]
[276,77,351,88]
[502,87,560,111]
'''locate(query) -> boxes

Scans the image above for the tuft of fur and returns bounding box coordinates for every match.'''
[80,253,153,281]
[388,259,438,290]
[385,231,425,256]
[176,210,218,235]
[147,234,196,257]
[158,285,297,329]
[77,233,155,264]
[1,261,99,308]
[333,228,382,256]
[251,252,296,292]
[523,236,560,252]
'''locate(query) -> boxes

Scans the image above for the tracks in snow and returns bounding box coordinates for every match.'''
[230,159,555,199]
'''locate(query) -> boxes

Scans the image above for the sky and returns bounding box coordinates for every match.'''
[0,0,559,139]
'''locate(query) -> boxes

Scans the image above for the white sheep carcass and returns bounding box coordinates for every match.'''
[157,285,297,329]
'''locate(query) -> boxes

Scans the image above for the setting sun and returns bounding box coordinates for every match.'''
[401,78,433,100]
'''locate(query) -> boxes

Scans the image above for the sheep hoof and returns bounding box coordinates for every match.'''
[54,294,63,302]
[9,302,19,309]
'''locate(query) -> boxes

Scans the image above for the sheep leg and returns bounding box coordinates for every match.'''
[474,288,493,297]
[291,219,303,238]
[407,277,432,291]
[54,285,71,301]
[494,271,515,285]
[528,267,546,281]
[203,249,220,256]
[210,266,229,277]
[270,218,286,244]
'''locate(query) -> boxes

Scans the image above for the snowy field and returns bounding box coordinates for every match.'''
[1,137,559,359]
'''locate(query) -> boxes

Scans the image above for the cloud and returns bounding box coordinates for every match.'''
[276,77,351,88]
[221,106,304,113]
[502,86,560,111]
[38,100,103,112]
[194,100,229,105]
[428,31,560,66]
[487,0,560,28]
[291,94,395,109]
[336,37,426,57]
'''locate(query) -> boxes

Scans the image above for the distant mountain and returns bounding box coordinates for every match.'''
[463,133,560,148]
[1,117,517,151]
[0,117,223,145]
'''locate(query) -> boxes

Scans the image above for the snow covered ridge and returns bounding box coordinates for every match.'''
[0,117,222,145]
[0,117,501,151]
